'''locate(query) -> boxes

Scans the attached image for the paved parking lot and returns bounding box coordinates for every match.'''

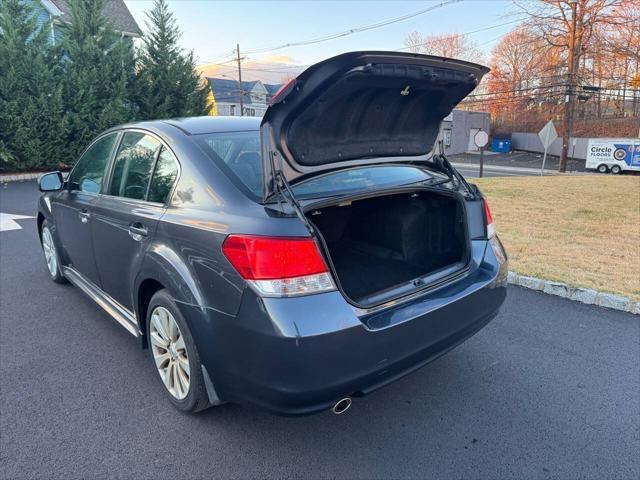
[1,181,638,479]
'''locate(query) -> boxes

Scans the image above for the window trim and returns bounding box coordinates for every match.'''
[67,131,121,196]
[100,128,181,207]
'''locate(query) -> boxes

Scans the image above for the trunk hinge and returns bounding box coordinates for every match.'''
[269,151,315,234]
[434,140,479,199]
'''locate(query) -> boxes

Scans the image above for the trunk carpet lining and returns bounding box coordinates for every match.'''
[328,240,425,302]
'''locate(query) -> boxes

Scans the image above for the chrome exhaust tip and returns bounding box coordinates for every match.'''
[332,397,352,415]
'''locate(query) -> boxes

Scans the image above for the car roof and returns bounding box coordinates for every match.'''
[109,116,262,136]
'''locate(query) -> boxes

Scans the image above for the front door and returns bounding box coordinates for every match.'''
[53,133,119,285]
[91,131,178,309]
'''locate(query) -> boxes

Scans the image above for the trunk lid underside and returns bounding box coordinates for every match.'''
[261,51,489,201]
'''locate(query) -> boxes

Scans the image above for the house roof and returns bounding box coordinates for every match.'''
[44,0,142,37]
[208,78,284,105]
[208,78,260,105]
[264,83,283,97]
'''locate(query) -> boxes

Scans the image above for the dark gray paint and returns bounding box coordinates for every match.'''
[1,182,637,477]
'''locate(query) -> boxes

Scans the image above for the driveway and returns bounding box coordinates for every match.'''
[1,181,638,479]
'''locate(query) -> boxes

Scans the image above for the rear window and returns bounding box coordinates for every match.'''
[292,166,432,198]
[195,131,433,201]
[195,131,263,199]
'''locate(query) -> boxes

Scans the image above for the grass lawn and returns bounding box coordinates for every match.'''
[474,175,640,301]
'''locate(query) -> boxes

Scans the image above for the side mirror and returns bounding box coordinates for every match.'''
[38,172,64,192]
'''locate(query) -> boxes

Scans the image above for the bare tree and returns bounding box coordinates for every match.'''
[403,32,485,63]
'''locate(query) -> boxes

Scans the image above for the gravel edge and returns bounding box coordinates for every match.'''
[508,272,639,315]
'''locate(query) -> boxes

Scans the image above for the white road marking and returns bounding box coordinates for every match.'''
[0,212,35,232]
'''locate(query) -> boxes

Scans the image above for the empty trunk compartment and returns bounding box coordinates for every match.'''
[306,190,469,307]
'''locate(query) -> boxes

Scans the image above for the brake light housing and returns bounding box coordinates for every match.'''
[483,196,507,264]
[484,196,495,238]
[222,234,335,297]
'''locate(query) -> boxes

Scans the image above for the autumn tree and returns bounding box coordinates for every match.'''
[484,26,564,124]
[515,0,626,169]
[404,32,484,64]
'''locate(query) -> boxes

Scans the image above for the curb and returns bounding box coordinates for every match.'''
[451,162,560,175]
[507,272,639,315]
[0,172,41,183]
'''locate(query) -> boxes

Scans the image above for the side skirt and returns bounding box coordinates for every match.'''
[62,266,141,337]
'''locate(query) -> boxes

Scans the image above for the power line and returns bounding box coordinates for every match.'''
[239,0,462,55]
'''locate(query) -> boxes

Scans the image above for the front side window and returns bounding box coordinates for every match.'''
[148,148,178,203]
[68,133,118,193]
[108,132,161,200]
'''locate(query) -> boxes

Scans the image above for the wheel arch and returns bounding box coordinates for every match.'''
[37,213,45,242]
[136,278,166,349]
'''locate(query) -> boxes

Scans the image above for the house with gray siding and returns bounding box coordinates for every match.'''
[208,78,283,117]
[32,0,141,44]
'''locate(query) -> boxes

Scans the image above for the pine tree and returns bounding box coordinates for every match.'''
[58,0,136,160]
[0,0,65,171]
[135,0,211,120]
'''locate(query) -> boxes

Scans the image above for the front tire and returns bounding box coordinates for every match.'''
[146,289,210,413]
[40,220,67,284]
[597,164,609,174]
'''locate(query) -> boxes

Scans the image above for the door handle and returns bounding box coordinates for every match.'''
[128,223,148,241]
[78,209,90,224]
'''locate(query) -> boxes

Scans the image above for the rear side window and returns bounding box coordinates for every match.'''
[148,148,178,203]
[109,132,161,200]
[195,131,262,200]
[69,133,118,193]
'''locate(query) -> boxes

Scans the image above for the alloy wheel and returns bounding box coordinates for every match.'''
[42,226,58,277]
[149,306,190,400]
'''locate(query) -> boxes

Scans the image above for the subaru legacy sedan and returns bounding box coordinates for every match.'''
[37,51,508,415]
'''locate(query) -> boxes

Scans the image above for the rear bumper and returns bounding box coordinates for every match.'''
[182,240,508,415]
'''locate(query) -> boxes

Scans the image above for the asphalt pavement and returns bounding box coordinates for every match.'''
[1,181,639,479]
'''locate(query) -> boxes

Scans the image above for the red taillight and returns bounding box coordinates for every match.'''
[483,196,496,238]
[270,78,296,105]
[222,235,328,280]
[483,197,493,225]
[222,235,334,297]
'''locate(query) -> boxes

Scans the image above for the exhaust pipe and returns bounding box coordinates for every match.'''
[332,397,352,415]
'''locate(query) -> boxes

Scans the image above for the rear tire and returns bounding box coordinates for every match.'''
[597,164,609,174]
[40,220,67,284]
[610,165,622,174]
[146,289,210,413]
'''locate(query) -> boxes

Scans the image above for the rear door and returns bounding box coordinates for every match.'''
[53,133,119,285]
[91,130,179,309]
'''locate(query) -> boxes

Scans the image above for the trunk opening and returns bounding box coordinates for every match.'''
[306,189,469,307]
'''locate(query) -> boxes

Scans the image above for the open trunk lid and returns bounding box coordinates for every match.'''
[260,51,489,201]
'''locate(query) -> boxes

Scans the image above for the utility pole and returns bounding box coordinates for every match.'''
[560,0,578,173]
[236,43,244,116]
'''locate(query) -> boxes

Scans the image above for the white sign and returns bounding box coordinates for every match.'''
[538,120,558,149]
[0,212,34,232]
[474,130,489,148]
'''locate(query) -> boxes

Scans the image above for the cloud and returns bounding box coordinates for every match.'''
[197,54,304,84]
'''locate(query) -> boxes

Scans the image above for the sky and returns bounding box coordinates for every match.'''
[124,0,522,82]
